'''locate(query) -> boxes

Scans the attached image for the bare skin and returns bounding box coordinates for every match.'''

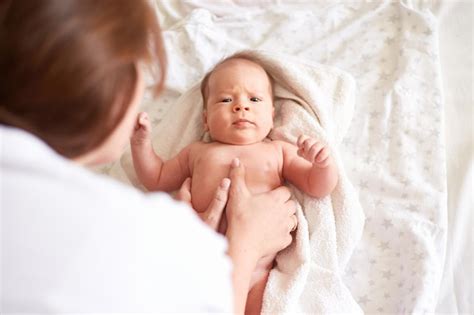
[131,59,338,314]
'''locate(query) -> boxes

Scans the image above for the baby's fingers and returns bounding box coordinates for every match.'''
[134,112,145,130]
[138,112,149,125]
[315,147,330,163]
[308,142,324,162]
[297,148,304,158]
[297,135,309,148]
[303,138,317,153]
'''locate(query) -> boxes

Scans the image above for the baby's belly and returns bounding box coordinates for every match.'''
[190,163,227,213]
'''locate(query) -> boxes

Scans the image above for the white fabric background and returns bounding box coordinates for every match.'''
[436,1,473,314]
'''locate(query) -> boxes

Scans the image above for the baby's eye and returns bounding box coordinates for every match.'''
[221,98,232,103]
[250,97,261,102]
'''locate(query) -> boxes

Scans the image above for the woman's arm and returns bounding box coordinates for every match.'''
[226,238,260,314]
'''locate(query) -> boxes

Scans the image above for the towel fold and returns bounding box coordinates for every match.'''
[109,50,365,314]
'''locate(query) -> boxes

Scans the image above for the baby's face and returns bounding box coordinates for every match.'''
[204,59,274,145]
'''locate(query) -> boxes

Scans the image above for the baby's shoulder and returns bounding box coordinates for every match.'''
[267,140,299,164]
[268,139,296,151]
[185,140,211,155]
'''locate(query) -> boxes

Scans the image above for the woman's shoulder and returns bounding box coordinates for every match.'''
[1,126,214,237]
[2,127,233,312]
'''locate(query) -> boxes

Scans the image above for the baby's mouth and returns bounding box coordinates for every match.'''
[233,119,255,127]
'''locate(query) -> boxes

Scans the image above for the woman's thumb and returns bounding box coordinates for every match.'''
[176,177,192,206]
[228,158,249,196]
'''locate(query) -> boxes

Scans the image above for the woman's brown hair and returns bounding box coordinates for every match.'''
[0,0,166,158]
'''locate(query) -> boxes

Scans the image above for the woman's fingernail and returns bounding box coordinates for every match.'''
[221,178,230,189]
[231,158,240,167]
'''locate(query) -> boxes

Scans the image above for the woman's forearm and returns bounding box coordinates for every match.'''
[226,233,259,315]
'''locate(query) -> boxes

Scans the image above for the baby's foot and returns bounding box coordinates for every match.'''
[130,112,152,146]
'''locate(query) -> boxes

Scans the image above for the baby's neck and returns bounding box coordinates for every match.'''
[206,137,271,146]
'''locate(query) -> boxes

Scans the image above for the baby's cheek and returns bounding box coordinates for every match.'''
[210,118,225,130]
[263,116,274,129]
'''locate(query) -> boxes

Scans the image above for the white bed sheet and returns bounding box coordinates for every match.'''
[436,1,473,314]
[99,0,472,313]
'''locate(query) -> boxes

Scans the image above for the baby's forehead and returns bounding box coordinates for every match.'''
[209,58,271,88]
[214,58,266,74]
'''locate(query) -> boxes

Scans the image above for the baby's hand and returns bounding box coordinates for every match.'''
[297,135,331,168]
[130,112,151,145]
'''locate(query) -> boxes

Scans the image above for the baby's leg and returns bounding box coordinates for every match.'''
[245,272,270,315]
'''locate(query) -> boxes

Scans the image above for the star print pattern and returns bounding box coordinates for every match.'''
[97,1,447,313]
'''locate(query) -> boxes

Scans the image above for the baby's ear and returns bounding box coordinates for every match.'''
[203,111,209,131]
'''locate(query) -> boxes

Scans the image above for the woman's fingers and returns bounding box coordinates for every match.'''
[285,199,297,216]
[176,177,229,232]
[228,158,250,198]
[203,178,230,230]
[268,185,292,204]
[175,177,192,206]
[290,214,298,232]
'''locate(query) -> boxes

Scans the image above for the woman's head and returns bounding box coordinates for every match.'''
[0,0,166,162]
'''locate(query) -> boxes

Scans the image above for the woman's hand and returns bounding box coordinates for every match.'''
[226,158,296,260]
[225,158,296,314]
[176,177,230,231]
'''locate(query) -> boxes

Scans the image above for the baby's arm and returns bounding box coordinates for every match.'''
[130,112,191,192]
[281,135,338,198]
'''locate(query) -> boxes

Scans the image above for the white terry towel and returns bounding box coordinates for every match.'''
[111,50,365,314]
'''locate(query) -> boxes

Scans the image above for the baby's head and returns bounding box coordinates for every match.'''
[200,53,274,145]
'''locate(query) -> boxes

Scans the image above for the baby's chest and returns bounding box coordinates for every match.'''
[191,145,283,196]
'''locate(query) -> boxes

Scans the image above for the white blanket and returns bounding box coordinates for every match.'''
[100,1,449,313]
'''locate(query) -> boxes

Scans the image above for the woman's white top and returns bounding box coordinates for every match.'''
[0,126,233,313]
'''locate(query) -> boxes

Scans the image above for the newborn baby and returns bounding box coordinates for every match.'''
[130,54,338,314]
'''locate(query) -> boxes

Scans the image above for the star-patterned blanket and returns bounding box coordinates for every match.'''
[99,1,447,313]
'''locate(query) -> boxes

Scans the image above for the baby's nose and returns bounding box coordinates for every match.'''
[232,104,250,112]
